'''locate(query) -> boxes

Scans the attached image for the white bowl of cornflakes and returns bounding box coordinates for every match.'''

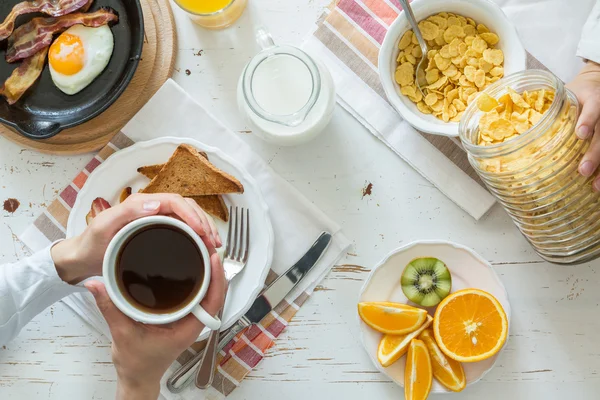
[379,0,527,137]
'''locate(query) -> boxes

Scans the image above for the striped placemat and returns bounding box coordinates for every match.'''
[305,0,548,219]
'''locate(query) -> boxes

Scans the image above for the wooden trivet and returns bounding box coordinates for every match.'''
[0,0,177,155]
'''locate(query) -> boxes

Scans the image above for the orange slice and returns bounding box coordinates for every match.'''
[377,315,433,367]
[433,288,508,363]
[358,302,428,335]
[405,339,433,400]
[420,329,466,392]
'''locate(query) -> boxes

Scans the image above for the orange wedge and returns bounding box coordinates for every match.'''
[377,315,433,367]
[405,339,432,400]
[358,302,428,335]
[420,329,466,392]
[433,288,508,363]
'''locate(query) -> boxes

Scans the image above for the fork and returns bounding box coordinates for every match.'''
[166,206,250,392]
[196,206,249,388]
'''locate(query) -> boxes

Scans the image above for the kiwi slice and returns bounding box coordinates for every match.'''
[401,257,452,307]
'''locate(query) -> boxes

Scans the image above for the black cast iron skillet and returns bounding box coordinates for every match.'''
[0,0,144,140]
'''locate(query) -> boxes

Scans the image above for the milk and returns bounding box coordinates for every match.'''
[251,54,313,116]
[238,45,336,146]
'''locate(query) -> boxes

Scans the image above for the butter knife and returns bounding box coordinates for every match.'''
[166,231,333,392]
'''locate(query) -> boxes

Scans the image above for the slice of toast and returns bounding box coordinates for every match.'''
[137,152,230,221]
[141,144,244,196]
[189,195,229,222]
[137,164,164,179]
[136,152,209,181]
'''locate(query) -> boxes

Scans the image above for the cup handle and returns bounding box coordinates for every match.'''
[256,26,275,50]
[191,305,221,331]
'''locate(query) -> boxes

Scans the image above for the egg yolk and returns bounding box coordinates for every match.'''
[49,33,85,76]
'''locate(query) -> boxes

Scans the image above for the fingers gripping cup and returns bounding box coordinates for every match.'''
[102,216,221,330]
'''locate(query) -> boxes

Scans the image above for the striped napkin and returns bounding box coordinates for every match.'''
[303,0,548,219]
[18,79,351,399]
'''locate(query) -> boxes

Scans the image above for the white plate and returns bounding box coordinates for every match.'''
[358,240,510,393]
[67,137,274,339]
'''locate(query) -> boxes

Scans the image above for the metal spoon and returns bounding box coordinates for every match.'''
[397,0,428,97]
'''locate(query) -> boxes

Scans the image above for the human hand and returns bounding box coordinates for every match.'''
[84,253,226,400]
[566,61,600,189]
[51,193,222,284]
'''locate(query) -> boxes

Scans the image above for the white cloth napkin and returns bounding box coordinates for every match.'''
[19,79,351,399]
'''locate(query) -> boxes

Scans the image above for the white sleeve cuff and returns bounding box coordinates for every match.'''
[578,1,600,64]
[36,240,88,295]
[577,40,600,64]
[0,243,86,345]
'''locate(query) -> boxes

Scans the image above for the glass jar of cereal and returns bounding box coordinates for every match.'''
[459,69,600,264]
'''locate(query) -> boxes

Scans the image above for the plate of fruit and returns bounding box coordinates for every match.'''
[358,240,510,398]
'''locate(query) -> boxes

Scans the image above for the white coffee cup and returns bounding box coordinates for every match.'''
[102,215,221,330]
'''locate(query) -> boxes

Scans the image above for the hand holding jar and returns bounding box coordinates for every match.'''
[567,61,600,188]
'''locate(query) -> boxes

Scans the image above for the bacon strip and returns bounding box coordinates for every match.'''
[86,198,111,225]
[6,8,118,63]
[0,47,49,105]
[0,0,93,42]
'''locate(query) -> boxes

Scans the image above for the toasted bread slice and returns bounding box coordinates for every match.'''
[136,152,209,179]
[137,164,164,179]
[189,195,229,222]
[141,144,243,196]
[137,152,230,221]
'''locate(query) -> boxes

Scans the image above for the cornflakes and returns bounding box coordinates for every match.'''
[476,87,556,146]
[476,93,499,112]
[463,24,477,36]
[482,49,503,66]
[477,23,489,34]
[425,93,438,106]
[399,31,413,50]
[426,69,440,84]
[395,63,414,86]
[419,21,439,41]
[395,12,505,122]
[428,75,448,90]
[428,15,448,29]
[417,101,432,114]
[480,32,499,45]
[443,25,465,43]
[488,118,515,140]
[471,37,488,53]
[474,69,486,88]
[490,66,504,77]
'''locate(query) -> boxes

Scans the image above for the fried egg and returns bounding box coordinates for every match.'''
[49,24,114,95]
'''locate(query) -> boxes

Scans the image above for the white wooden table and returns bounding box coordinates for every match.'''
[1,0,599,398]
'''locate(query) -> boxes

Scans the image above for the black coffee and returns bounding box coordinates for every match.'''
[116,224,204,313]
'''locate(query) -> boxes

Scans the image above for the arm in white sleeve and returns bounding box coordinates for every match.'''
[0,244,86,345]
[578,0,600,63]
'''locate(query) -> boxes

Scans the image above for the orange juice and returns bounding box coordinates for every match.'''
[175,0,233,14]
[174,0,247,29]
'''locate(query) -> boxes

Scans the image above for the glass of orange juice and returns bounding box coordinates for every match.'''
[173,0,248,30]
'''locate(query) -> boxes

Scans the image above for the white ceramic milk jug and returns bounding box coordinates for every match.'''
[237,27,336,146]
